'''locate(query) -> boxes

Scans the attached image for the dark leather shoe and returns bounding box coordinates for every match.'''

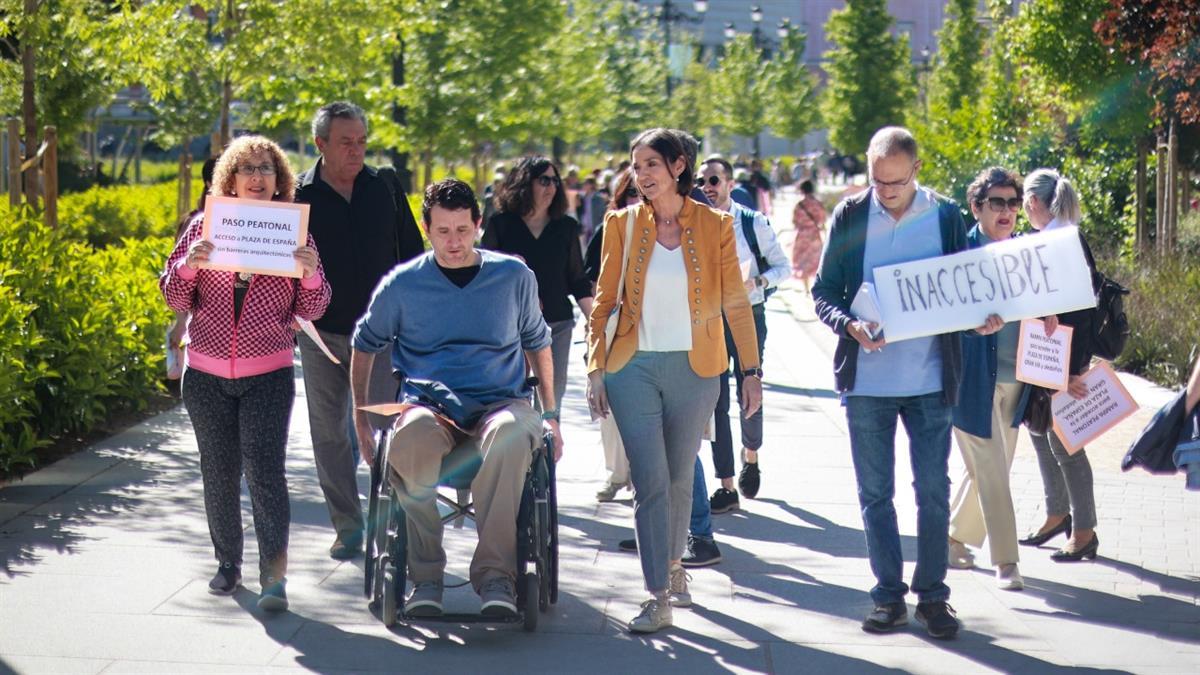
[1051,533,1099,562]
[1018,514,1072,547]
[709,488,740,514]
[618,538,637,552]
[738,461,761,499]
[681,535,722,568]
[861,602,907,633]
[915,601,959,639]
[330,532,363,560]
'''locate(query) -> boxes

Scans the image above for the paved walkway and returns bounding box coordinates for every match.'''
[1,194,1197,674]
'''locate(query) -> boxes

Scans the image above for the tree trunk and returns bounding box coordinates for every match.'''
[1166,116,1179,252]
[1183,169,1192,216]
[42,126,56,229]
[178,150,192,219]
[389,44,413,193]
[134,126,144,183]
[1135,140,1147,253]
[21,0,38,209]
[7,117,19,207]
[1155,134,1167,256]
[112,126,132,181]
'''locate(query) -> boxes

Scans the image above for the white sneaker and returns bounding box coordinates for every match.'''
[668,563,692,607]
[628,597,672,633]
[996,563,1024,591]
[948,539,976,569]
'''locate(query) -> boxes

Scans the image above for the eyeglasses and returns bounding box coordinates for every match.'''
[535,175,561,188]
[702,175,723,187]
[236,163,276,176]
[983,196,1023,213]
[870,163,918,190]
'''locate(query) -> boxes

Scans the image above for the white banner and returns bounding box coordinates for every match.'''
[1015,319,1073,390]
[201,196,310,278]
[871,226,1096,342]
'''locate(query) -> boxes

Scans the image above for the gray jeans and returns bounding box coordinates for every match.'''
[548,318,575,411]
[605,351,719,593]
[297,329,396,539]
[1030,431,1097,530]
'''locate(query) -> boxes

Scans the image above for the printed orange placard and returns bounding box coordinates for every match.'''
[1051,361,1138,454]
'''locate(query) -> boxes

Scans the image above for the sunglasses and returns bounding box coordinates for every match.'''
[535,175,562,188]
[701,175,723,187]
[982,197,1023,213]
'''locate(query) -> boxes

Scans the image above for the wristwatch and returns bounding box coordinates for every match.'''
[741,367,763,379]
[541,408,560,422]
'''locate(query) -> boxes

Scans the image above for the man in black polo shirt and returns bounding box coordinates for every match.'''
[295,101,425,560]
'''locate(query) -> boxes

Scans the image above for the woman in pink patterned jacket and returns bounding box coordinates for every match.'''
[160,135,330,612]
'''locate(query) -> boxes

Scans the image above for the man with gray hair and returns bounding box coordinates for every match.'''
[295,101,425,560]
[812,126,982,640]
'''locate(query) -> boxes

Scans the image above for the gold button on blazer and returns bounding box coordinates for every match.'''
[586,198,761,377]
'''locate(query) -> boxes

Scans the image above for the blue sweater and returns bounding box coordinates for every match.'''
[353,250,552,405]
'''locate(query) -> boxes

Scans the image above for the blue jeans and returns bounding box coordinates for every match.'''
[690,456,713,540]
[845,392,952,605]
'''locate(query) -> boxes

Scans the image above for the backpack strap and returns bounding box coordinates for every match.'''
[739,209,770,277]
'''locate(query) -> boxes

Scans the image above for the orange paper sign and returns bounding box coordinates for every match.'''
[1051,361,1138,453]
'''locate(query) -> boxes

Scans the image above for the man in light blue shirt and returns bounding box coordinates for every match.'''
[812,127,980,640]
[350,179,560,620]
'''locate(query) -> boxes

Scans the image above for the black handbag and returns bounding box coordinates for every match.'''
[1023,385,1054,435]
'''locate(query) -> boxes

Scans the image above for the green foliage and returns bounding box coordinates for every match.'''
[821,0,916,154]
[928,0,984,114]
[712,35,768,143]
[1104,250,1200,388]
[0,211,173,473]
[763,28,820,142]
[42,180,200,248]
[665,57,715,138]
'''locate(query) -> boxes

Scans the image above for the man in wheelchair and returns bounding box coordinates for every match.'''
[349,178,563,618]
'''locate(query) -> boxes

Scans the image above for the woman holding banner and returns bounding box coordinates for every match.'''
[1017,168,1101,562]
[947,167,1029,589]
[160,136,331,610]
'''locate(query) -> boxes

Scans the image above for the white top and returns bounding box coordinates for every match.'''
[637,242,693,352]
[724,201,792,305]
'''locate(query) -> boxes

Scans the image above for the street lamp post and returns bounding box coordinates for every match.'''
[918,44,932,120]
[657,0,708,99]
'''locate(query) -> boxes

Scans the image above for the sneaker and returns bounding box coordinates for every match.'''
[208,562,241,595]
[737,460,761,499]
[330,532,363,560]
[996,563,1024,591]
[681,535,722,568]
[406,580,444,616]
[861,602,907,633]
[479,576,518,617]
[596,481,628,502]
[257,576,288,612]
[915,601,960,639]
[709,487,740,514]
[668,563,692,608]
[948,539,976,570]
[618,538,638,553]
[628,597,672,633]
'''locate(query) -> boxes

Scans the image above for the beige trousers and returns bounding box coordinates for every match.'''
[949,382,1023,566]
[387,401,540,590]
[600,413,629,485]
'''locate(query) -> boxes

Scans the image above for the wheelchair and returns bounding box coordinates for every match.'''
[363,406,559,631]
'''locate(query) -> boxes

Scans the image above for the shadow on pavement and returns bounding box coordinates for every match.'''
[1017,574,1200,646]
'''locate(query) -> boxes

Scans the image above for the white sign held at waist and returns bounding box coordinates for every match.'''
[870,226,1096,343]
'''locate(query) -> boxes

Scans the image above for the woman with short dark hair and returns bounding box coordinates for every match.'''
[586,128,761,633]
[482,156,593,412]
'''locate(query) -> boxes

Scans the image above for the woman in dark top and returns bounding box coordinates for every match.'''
[482,156,594,412]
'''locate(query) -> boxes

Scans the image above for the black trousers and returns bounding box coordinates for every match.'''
[182,367,294,580]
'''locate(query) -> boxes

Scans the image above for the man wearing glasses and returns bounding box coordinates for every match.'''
[295,101,426,561]
[812,127,971,640]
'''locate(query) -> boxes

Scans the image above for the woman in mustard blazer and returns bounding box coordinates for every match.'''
[586,128,761,633]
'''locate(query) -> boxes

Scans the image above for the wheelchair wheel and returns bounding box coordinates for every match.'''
[363,436,387,598]
[381,560,399,628]
[522,572,539,632]
[548,455,559,605]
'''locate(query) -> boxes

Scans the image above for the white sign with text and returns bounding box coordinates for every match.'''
[1015,319,1073,390]
[201,196,310,278]
[871,227,1096,342]
[1051,361,1138,454]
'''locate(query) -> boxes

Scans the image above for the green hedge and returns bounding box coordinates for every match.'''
[56,180,202,248]
[0,210,173,473]
[1106,249,1200,389]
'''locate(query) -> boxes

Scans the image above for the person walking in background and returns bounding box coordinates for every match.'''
[160,135,331,612]
[294,101,425,561]
[947,167,1028,591]
[812,127,992,640]
[698,156,790,513]
[587,128,761,633]
[790,179,827,296]
[1018,168,1102,563]
[166,157,218,383]
[482,155,594,413]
